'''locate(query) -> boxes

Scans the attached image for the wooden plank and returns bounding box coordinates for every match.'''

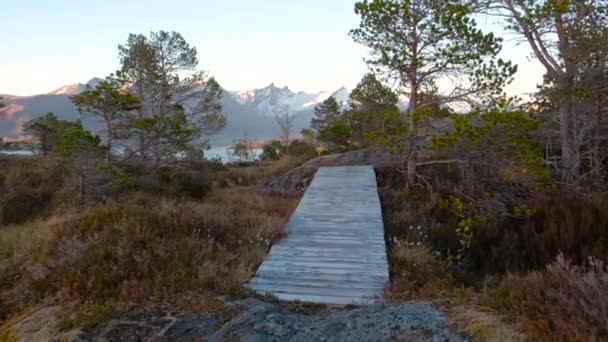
[247,166,389,305]
[261,293,375,305]
[250,283,382,298]
[253,271,388,283]
[265,253,387,263]
[257,264,388,277]
[248,278,385,291]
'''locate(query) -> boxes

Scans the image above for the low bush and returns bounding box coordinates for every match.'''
[0,158,65,225]
[377,165,608,279]
[285,140,318,159]
[495,194,608,271]
[260,139,318,163]
[107,160,227,200]
[388,242,453,300]
[483,254,608,340]
[260,140,282,161]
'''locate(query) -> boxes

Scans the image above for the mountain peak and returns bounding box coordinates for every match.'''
[46,77,103,96]
[86,78,103,87]
[47,83,84,95]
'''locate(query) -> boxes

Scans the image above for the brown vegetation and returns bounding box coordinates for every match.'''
[0,156,300,333]
[377,163,608,340]
[484,254,608,340]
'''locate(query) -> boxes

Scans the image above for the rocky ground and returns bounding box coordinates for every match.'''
[71,298,464,342]
[266,148,394,195]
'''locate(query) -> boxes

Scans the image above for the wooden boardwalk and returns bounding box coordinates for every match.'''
[247,165,389,305]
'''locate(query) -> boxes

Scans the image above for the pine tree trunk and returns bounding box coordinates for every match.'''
[106,122,113,163]
[559,98,580,180]
[106,136,112,163]
[406,88,418,185]
[407,155,417,184]
[590,106,602,170]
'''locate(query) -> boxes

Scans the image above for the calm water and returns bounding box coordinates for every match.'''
[0,150,34,156]
[205,147,262,162]
[0,147,262,163]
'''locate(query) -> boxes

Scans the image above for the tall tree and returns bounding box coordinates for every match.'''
[488,0,608,180]
[311,96,342,133]
[116,31,226,164]
[71,79,141,162]
[310,96,353,149]
[347,73,399,142]
[351,0,516,183]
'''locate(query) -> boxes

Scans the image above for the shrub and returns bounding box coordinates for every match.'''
[285,140,317,159]
[259,140,317,161]
[107,161,224,200]
[0,158,64,225]
[484,254,608,340]
[260,141,282,161]
[378,165,608,278]
[494,194,608,271]
[388,242,453,300]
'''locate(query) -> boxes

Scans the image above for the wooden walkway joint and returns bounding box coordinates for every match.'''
[247,165,389,305]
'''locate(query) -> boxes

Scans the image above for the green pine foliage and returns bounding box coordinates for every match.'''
[347,73,399,144]
[23,113,105,157]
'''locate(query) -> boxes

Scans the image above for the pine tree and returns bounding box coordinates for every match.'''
[347,73,399,143]
[311,96,342,133]
[23,113,103,157]
[115,31,226,164]
[71,79,140,162]
[489,0,608,180]
[351,0,516,183]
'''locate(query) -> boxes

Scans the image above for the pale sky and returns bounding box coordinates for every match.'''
[0,0,543,97]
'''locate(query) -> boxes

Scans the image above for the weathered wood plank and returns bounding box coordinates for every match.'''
[246,166,389,305]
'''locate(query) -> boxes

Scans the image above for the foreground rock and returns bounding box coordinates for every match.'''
[74,299,463,341]
[211,299,463,342]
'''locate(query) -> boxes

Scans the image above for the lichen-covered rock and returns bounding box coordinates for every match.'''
[266,148,394,195]
[70,298,463,341]
[211,299,464,342]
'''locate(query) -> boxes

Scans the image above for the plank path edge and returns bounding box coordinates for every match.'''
[247,165,389,305]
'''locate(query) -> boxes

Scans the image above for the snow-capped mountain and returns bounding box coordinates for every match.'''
[46,78,103,95]
[2,79,399,145]
[229,83,351,116]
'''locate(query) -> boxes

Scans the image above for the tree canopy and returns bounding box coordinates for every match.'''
[71,79,141,161]
[23,113,104,157]
[351,0,517,183]
[114,31,226,164]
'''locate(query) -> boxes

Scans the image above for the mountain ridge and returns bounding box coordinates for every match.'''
[0,79,350,145]
[0,79,406,145]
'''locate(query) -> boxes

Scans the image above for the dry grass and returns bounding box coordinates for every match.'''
[483,254,608,340]
[227,157,304,186]
[387,243,454,301]
[0,186,299,325]
[444,305,527,341]
[0,157,65,225]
